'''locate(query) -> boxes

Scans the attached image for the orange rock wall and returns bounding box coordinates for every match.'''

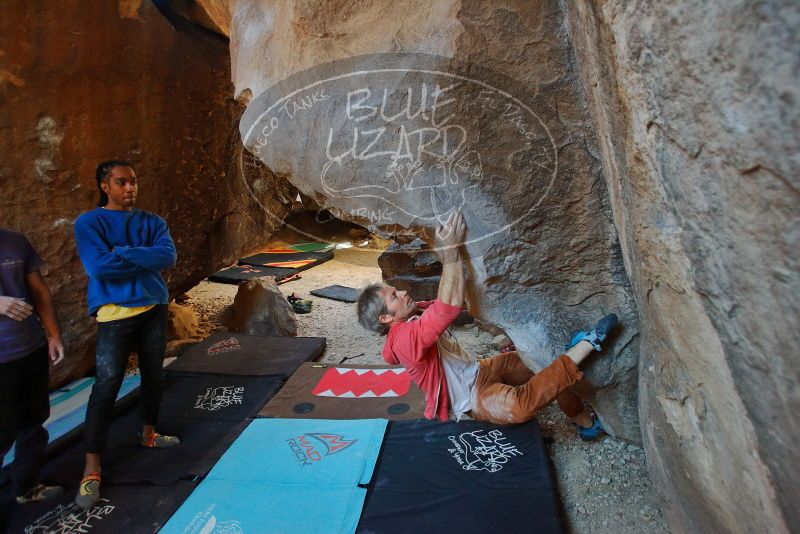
[0,0,291,385]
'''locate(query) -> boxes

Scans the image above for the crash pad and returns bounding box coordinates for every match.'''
[43,413,249,486]
[1,480,196,534]
[161,418,388,534]
[157,375,283,422]
[356,419,564,533]
[160,480,364,534]
[310,284,360,303]
[205,418,387,486]
[259,363,426,420]
[165,332,325,378]
[207,264,298,285]
[239,243,334,271]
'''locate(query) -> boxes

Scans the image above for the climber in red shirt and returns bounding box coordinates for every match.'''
[357,210,617,439]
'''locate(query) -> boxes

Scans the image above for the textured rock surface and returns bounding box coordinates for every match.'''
[227,278,297,337]
[0,1,293,385]
[378,239,442,301]
[566,1,798,532]
[212,0,641,445]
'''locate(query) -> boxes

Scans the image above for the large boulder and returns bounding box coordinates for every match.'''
[0,1,294,385]
[566,1,797,532]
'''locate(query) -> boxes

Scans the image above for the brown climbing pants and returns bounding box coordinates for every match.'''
[470,351,585,425]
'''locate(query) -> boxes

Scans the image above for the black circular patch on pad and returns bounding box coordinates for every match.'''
[387,403,410,415]
[293,402,315,414]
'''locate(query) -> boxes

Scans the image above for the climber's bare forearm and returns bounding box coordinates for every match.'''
[437,252,465,307]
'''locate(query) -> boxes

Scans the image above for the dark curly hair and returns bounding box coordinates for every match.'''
[95,160,132,207]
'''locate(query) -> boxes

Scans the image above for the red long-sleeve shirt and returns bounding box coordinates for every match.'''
[381,299,463,420]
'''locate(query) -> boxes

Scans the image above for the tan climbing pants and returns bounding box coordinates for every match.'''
[470,351,585,425]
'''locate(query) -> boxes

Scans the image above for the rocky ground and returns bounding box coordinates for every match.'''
[179,244,670,534]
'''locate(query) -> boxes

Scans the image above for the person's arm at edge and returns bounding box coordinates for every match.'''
[26,270,65,365]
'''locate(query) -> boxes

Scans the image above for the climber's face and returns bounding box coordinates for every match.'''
[377,285,416,325]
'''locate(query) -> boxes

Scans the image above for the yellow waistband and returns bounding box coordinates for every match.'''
[96,304,155,323]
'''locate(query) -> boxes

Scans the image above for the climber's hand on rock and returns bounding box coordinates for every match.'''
[435,210,466,260]
[0,296,34,321]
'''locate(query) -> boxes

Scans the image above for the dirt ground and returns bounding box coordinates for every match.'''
[182,245,670,534]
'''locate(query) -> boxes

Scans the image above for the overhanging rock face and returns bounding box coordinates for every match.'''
[217,0,642,443]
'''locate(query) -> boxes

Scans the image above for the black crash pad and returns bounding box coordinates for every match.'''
[43,411,249,486]
[158,375,283,421]
[208,265,298,285]
[1,480,196,534]
[310,284,360,303]
[238,249,334,270]
[357,419,563,534]
[165,332,326,378]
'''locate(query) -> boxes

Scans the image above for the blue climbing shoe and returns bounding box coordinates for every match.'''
[578,415,606,442]
[564,313,619,352]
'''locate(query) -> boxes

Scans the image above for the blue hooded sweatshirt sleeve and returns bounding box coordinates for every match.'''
[74,208,177,315]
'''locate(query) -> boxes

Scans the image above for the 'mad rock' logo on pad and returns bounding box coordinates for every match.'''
[287,432,358,466]
[447,429,523,473]
[207,337,240,355]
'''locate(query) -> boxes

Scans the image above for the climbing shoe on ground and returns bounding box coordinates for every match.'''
[75,473,101,509]
[578,415,606,442]
[16,483,63,504]
[140,432,181,448]
[564,313,619,352]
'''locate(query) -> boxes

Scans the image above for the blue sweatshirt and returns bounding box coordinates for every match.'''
[74,208,177,315]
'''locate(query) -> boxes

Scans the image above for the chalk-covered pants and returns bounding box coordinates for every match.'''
[470,351,585,424]
[83,305,167,453]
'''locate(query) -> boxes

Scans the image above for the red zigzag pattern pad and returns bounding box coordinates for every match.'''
[312,368,412,398]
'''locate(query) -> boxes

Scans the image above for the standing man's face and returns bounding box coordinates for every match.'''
[102,166,137,210]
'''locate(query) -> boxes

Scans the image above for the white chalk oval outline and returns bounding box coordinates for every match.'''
[241,65,558,252]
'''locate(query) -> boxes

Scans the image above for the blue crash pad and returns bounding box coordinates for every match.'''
[205,418,387,486]
[160,480,365,534]
[161,418,388,534]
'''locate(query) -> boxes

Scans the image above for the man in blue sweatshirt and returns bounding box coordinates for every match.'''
[73,160,179,509]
